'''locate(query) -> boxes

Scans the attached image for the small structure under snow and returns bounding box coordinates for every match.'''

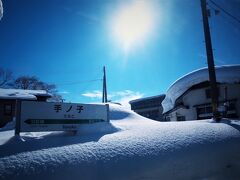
[0,104,240,180]
[0,88,51,127]
[0,88,51,100]
[129,94,165,121]
[162,65,240,121]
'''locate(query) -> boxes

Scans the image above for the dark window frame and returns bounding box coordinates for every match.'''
[177,116,186,121]
[4,104,13,116]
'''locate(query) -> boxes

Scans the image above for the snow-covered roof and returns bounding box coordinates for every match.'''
[0,104,240,179]
[129,94,165,104]
[0,88,52,100]
[162,65,240,113]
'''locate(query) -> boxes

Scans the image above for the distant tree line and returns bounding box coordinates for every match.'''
[0,67,62,102]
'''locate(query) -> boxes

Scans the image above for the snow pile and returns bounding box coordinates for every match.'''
[129,94,165,104]
[0,118,15,132]
[0,104,240,180]
[0,88,51,100]
[162,65,240,113]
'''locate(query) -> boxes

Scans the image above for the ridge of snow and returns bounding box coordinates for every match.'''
[0,104,240,180]
[129,94,165,104]
[0,88,51,100]
[162,65,240,113]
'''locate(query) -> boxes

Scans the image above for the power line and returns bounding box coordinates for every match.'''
[207,2,240,34]
[218,11,240,31]
[55,79,102,86]
[209,0,240,24]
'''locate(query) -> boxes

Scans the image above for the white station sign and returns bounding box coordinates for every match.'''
[19,101,109,132]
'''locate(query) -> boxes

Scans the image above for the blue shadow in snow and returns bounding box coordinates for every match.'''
[0,124,119,158]
[109,110,131,120]
[208,118,240,131]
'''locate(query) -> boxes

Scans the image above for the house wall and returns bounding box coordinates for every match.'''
[226,84,240,118]
[165,84,240,121]
[130,95,165,121]
[0,99,16,127]
[0,96,51,128]
[134,106,164,121]
[166,108,196,122]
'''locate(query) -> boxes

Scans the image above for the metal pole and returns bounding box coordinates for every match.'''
[103,66,108,103]
[200,0,219,120]
[102,77,105,103]
[102,66,107,103]
[15,100,21,135]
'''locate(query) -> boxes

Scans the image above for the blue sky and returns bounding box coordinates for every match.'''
[0,0,240,106]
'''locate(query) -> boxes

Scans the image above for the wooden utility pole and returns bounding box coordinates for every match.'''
[102,66,108,103]
[200,0,219,120]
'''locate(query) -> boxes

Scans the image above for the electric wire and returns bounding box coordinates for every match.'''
[209,0,240,24]
[207,3,240,33]
[55,79,102,86]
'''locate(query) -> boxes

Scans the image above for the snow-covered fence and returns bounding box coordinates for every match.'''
[15,101,109,134]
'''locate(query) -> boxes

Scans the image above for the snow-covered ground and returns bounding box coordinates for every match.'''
[0,104,240,180]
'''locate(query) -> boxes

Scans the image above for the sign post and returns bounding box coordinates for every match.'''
[15,100,21,136]
[17,101,109,133]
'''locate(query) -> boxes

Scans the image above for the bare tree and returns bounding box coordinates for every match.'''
[47,94,63,102]
[0,68,13,88]
[14,76,62,102]
[14,76,40,89]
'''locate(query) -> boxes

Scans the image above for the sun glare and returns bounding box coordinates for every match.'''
[109,1,159,53]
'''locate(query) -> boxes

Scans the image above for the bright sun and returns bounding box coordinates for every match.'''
[109,1,159,53]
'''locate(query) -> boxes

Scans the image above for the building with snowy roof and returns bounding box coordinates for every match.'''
[0,88,52,127]
[129,94,165,121]
[162,65,240,121]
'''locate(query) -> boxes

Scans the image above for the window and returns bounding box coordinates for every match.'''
[225,101,238,118]
[206,106,212,113]
[228,102,236,111]
[177,116,185,121]
[4,104,12,116]
[205,89,211,99]
[198,107,205,114]
[165,116,171,121]
[196,105,213,119]
[197,105,212,114]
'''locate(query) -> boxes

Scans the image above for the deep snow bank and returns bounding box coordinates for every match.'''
[0,104,240,180]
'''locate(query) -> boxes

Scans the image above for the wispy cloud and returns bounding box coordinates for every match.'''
[82,90,144,108]
[76,11,100,22]
[82,90,102,98]
[59,91,70,94]
[63,6,99,23]
[114,90,144,108]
